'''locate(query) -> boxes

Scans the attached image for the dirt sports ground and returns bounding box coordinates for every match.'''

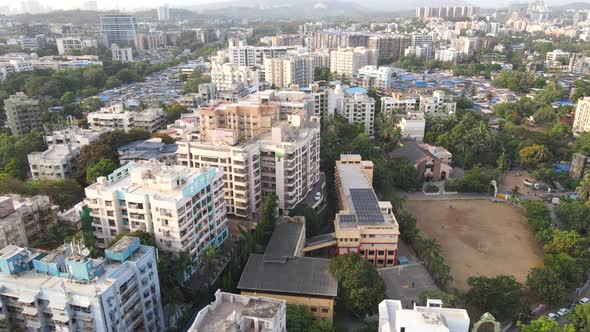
[404,199,543,291]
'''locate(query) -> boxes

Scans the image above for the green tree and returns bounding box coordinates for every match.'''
[164,103,187,124]
[26,179,84,209]
[497,152,507,173]
[77,144,119,170]
[521,316,575,332]
[328,253,385,316]
[86,158,119,184]
[535,83,565,104]
[544,229,589,258]
[519,144,552,168]
[526,267,566,305]
[289,204,322,237]
[555,199,590,234]
[568,303,590,331]
[577,174,590,201]
[466,275,529,320]
[543,253,585,285]
[533,106,557,124]
[492,70,536,93]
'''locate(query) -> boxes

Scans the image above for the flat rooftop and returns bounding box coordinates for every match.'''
[336,163,391,227]
[263,221,303,263]
[238,255,337,298]
[194,294,284,332]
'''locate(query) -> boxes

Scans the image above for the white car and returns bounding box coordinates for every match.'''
[314,192,322,201]
[580,297,590,305]
[558,308,569,316]
[547,312,558,319]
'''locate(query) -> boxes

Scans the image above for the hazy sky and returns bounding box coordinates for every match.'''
[2,0,590,11]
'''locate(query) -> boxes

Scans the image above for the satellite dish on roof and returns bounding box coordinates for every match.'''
[81,248,90,257]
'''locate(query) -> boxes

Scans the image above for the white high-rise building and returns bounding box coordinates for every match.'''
[84,161,228,280]
[228,46,289,67]
[87,104,166,133]
[330,47,377,78]
[211,62,259,91]
[328,85,375,137]
[177,91,321,219]
[0,236,165,331]
[111,44,134,62]
[381,93,419,114]
[356,65,394,90]
[379,299,469,332]
[264,55,315,89]
[419,90,456,116]
[574,97,590,135]
[157,6,170,21]
[56,37,98,55]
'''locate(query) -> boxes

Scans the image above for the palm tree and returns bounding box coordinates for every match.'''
[577,174,590,201]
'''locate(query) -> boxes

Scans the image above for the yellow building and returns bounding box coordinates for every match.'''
[238,217,338,320]
[334,154,400,267]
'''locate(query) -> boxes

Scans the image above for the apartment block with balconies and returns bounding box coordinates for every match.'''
[0,195,58,248]
[0,236,164,332]
[84,161,227,279]
[177,91,321,221]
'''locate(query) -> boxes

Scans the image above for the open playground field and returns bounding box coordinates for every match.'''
[404,199,543,291]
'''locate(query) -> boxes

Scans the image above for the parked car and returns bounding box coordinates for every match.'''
[580,297,590,305]
[558,308,569,316]
[547,312,558,319]
[314,192,322,201]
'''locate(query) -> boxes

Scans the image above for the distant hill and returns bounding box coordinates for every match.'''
[551,2,590,10]
[192,0,378,19]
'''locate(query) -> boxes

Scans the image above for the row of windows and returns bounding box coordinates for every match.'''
[359,250,396,256]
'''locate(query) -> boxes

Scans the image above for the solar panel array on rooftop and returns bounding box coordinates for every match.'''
[350,188,384,224]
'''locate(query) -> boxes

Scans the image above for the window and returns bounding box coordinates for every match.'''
[310,307,317,312]
[388,250,395,255]
[377,259,384,265]
[368,250,374,255]
[378,250,384,256]
[321,307,329,313]
[359,250,365,255]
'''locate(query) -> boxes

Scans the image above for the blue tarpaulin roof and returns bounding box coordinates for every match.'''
[552,164,570,173]
[345,87,367,94]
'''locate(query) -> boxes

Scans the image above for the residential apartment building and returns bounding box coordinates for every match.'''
[4,92,43,136]
[28,127,110,180]
[419,90,456,116]
[311,31,370,50]
[379,299,470,332]
[334,155,400,267]
[189,290,287,331]
[328,85,375,137]
[20,34,46,50]
[134,32,167,50]
[574,97,590,134]
[117,138,178,166]
[177,92,321,219]
[368,35,410,62]
[416,6,479,18]
[330,47,377,78]
[436,48,463,63]
[28,144,81,180]
[84,161,228,279]
[87,105,166,133]
[355,65,394,90]
[0,195,58,248]
[264,55,315,89]
[381,93,419,114]
[404,45,433,60]
[399,114,426,142]
[111,44,134,62]
[56,37,98,55]
[571,152,590,179]
[210,62,259,91]
[0,236,165,331]
[228,46,288,67]
[100,15,138,46]
[157,6,169,21]
[195,28,217,44]
[238,217,338,320]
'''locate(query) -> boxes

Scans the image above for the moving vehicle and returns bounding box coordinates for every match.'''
[314,192,322,201]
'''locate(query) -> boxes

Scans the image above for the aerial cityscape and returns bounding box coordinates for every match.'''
[1,0,590,331]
